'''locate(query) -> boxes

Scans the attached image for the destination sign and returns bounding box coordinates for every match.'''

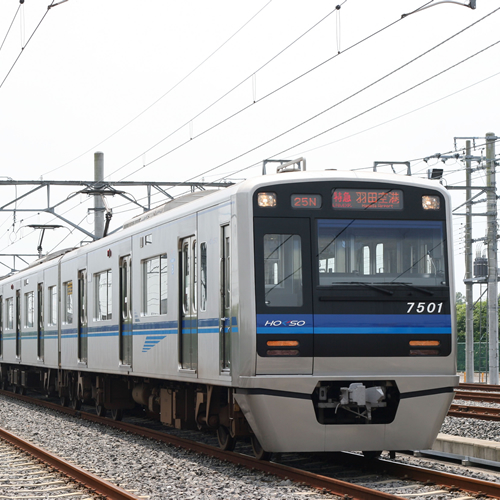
[332,189,403,210]
[291,194,322,209]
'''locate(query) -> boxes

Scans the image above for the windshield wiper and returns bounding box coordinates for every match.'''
[394,282,434,296]
[335,282,394,296]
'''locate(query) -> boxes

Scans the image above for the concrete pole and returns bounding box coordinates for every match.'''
[94,152,104,240]
[465,140,474,382]
[486,132,498,384]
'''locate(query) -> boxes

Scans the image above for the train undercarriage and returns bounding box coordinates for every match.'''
[0,364,263,456]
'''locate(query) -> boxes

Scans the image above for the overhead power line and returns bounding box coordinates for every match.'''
[0,1,57,91]
[106,3,351,180]
[0,3,21,55]
[42,0,274,177]
[119,4,500,183]
[209,36,500,185]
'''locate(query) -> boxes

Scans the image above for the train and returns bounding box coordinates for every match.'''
[0,161,458,459]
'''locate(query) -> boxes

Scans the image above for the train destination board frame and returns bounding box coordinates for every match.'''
[332,188,403,210]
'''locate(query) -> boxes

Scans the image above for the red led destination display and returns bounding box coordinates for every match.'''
[332,189,403,210]
[291,194,322,209]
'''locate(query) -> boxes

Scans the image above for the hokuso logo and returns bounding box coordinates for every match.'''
[264,320,306,327]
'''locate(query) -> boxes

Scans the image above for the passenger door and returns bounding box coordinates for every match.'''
[78,270,88,363]
[220,225,231,372]
[180,236,198,371]
[37,283,44,360]
[119,256,132,366]
[15,290,21,358]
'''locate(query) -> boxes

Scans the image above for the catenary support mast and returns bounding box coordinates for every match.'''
[486,132,498,384]
[465,140,474,382]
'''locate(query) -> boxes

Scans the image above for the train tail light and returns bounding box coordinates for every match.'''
[266,350,299,356]
[267,340,299,355]
[410,340,440,356]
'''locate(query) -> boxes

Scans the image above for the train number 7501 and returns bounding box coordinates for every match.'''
[407,302,443,314]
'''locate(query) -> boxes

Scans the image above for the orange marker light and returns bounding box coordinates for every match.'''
[409,340,440,347]
[267,340,299,347]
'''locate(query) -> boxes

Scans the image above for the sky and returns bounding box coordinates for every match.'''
[0,0,499,294]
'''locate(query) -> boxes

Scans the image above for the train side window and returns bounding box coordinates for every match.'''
[95,270,112,321]
[200,242,207,312]
[24,291,34,328]
[48,286,57,326]
[63,281,73,324]
[263,234,303,307]
[6,298,13,329]
[142,254,168,316]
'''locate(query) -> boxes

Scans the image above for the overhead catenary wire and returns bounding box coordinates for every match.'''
[0,3,21,55]
[199,37,500,187]
[282,69,500,168]
[105,2,354,180]
[119,5,500,184]
[109,50,500,213]
[0,0,56,91]
[42,0,275,177]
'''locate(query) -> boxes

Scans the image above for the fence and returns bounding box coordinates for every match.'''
[456,342,489,372]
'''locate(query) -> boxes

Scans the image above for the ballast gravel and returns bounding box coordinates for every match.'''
[0,397,336,500]
[440,414,500,442]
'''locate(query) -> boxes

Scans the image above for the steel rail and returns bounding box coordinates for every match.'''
[5,389,500,499]
[449,403,500,421]
[340,453,500,499]
[0,425,141,500]
[0,390,403,500]
[458,383,500,393]
[454,390,500,404]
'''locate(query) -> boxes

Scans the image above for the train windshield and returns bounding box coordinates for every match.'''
[317,219,447,287]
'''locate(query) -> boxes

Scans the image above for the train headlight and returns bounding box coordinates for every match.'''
[422,195,440,210]
[258,192,277,207]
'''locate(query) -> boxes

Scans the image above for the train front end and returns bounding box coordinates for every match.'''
[234,170,458,454]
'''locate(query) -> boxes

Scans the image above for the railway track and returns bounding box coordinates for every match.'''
[459,383,500,393]
[3,389,500,499]
[457,383,500,402]
[449,403,500,421]
[0,424,140,500]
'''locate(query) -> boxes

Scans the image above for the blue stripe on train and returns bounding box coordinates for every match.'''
[50,317,239,352]
[257,314,451,335]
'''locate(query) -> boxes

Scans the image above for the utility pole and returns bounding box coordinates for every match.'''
[465,140,474,382]
[486,132,498,384]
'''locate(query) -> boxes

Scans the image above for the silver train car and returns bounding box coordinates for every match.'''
[0,167,458,459]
